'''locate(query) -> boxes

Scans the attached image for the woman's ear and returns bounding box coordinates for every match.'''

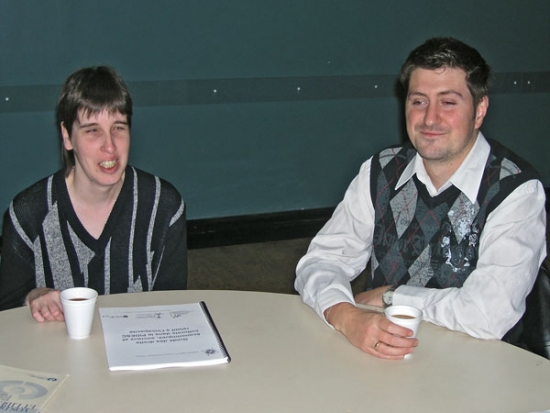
[61,122,73,151]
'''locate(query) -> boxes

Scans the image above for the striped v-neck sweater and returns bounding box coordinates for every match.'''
[0,166,187,310]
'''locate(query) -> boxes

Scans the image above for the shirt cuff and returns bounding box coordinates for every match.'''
[392,285,427,311]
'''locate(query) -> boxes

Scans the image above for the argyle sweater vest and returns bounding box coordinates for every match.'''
[370,139,538,289]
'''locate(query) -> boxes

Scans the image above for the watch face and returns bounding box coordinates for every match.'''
[383,288,394,307]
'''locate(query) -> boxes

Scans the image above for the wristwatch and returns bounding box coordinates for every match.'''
[382,286,397,308]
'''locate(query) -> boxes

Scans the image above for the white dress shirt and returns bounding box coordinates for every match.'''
[295,133,547,339]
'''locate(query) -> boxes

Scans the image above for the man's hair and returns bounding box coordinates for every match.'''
[56,66,133,173]
[399,37,492,108]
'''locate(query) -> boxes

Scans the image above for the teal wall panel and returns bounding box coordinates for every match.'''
[129,98,401,219]
[1,1,549,219]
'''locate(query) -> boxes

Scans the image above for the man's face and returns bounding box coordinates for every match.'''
[61,109,130,189]
[405,67,488,170]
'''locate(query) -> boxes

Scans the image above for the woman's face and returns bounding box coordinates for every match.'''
[61,109,130,191]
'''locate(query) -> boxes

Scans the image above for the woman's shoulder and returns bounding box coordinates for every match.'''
[7,171,62,230]
[10,172,60,210]
[130,166,184,205]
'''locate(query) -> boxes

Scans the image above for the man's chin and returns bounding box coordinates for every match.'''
[416,147,449,162]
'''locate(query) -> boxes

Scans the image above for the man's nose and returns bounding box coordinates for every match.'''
[424,103,440,126]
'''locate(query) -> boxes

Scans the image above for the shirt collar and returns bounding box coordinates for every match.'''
[395,132,489,203]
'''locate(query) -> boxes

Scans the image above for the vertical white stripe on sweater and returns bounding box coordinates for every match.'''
[146,176,161,290]
[128,167,138,290]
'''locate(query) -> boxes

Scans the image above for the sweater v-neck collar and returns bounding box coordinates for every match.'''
[54,166,132,251]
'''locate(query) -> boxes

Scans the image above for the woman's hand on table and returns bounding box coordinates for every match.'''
[25,288,64,323]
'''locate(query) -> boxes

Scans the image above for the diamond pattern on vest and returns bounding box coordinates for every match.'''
[448,193,479,244]
[500,158,521,180]
[390,180,417,238]
[408,244,433,286]
[379,147,402,169]
[368,140,534,291]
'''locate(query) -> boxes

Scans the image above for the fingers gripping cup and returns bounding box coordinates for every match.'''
[384,305,422,338]
[60,287,98,339]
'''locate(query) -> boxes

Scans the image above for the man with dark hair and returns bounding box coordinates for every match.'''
[0,66,188,320]
[295,37,547,360]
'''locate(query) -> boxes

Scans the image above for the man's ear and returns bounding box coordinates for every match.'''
[474,96,489,129]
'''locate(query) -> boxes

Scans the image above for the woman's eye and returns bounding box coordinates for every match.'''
[113,124,128,132]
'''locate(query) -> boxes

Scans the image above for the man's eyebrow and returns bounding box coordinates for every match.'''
[408,90,464,98]
[438,90,464,98]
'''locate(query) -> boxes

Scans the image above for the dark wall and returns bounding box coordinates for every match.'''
[1,1,549,220]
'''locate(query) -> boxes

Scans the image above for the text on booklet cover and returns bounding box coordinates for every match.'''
[99,302,230,371]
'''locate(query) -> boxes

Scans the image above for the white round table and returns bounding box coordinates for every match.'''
[1,290,549,412]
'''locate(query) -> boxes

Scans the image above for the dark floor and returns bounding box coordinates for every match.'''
[188,215,550,294]
[188,237,309,294]
[188,237,370,295]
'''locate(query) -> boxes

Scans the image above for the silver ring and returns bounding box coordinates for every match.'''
[374,341,381,350]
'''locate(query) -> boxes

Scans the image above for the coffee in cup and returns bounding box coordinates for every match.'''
[60,287,98,339]
[384,305,422,338]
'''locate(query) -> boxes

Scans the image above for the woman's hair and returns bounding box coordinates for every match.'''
[399,37,492,108]
[56,66,133,173]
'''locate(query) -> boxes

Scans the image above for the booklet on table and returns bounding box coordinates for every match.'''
[0,364,68,412]
[99,302,231,371]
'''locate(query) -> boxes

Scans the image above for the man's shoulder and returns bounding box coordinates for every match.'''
[486,139,540,181]
[479,139,542,214]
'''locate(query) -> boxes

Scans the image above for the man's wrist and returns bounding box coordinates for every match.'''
[324,302,354,327]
